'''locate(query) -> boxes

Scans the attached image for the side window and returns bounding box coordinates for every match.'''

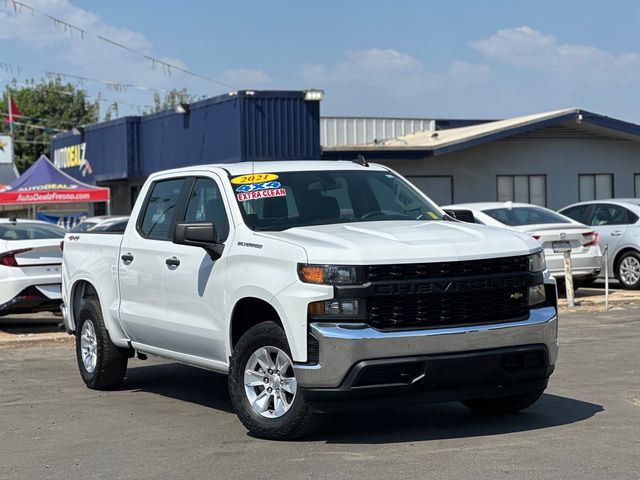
[139,178,185,240]
[589,204,631,226]
[183,178,230,242]
[560,204,591,225]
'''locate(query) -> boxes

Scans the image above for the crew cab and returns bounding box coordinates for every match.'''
[61,161,559,439]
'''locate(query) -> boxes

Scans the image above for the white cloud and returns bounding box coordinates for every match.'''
[471,26,640,80]
[222,68,271,88]
[301,48,489,98]
[0,0,239,110]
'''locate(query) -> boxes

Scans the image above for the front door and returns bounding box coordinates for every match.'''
[161,175,232,362]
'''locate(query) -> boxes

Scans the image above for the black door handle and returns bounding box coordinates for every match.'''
[165,257,180,267]
[121,253,134,264]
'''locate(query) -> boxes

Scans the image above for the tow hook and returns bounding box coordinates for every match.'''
[136,352,148,360]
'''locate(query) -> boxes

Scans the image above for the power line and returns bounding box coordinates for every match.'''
[4,0,237,91]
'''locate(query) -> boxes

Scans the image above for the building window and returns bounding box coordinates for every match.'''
[579,174,613,201]
[406,176,453,205]
[496,175,546,206]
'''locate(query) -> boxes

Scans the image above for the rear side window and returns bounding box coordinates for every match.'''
[139,178,185,240]
[183,178,230,242]
[0,223,65,240]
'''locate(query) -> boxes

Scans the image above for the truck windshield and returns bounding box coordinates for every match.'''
[230,170,443,231]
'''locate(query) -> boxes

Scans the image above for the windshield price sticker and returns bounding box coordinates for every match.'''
[237,188,287,202]
[235,181,281,193]
[231,173,279,185]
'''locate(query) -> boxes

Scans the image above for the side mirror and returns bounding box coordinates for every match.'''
[443,209,476,224]
[173,222,224,260]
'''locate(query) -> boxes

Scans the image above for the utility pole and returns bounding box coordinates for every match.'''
[8,92,13,137]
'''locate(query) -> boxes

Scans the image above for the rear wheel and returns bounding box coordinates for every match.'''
[461,387,544,414]
[617,251,640,289]
[75,296,129,389]
[228,322,320,440]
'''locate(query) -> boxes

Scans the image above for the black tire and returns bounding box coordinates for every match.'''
[228,321,320,440]
[616,251,640,290]
[461,387,544,414]
[75,296,129,390]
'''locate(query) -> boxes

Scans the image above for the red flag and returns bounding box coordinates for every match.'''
[5,95,20,126]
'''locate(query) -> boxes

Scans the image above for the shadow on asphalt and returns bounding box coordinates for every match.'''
[122,363,603,444]
[0,314,62,335]
[312,393,603,444]
[123,362,234,413]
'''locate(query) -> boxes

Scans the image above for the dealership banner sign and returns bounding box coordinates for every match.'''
[0,155,109,205]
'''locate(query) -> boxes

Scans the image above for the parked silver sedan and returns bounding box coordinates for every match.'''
[559,199,640,289]
[443,202,603,283]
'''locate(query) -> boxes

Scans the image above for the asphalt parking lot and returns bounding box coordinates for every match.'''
[1,307,639,480]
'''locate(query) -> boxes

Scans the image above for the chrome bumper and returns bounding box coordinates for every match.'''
[293,305,558,389]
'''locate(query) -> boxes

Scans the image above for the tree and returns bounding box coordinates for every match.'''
[0,79,99,172]
[152,88,191,112]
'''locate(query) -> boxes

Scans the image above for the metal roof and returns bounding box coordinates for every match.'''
[320,116,491,147]
[322,108,640,159]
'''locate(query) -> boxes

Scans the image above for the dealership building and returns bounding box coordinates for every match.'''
[50,90,640,214]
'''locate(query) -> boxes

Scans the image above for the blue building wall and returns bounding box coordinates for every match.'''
[51,90,321,184]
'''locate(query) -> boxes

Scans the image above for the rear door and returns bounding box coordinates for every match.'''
[118,176,188,350]
[161,175,232,361]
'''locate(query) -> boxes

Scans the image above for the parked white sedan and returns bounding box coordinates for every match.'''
[559,199,640,289]
[443,202,602,283]
[0,218,65,316]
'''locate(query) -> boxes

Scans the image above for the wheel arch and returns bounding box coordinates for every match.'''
[68,279,99,332]
[229,297,284,350]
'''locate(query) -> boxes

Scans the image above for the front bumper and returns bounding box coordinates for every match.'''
[293,304,558,390]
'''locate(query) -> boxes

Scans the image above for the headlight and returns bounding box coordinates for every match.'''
[307,299,365,319]
[298,264,364,285]
[528,251,546,272]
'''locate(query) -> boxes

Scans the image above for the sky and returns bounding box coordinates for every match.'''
[2,0,640,122]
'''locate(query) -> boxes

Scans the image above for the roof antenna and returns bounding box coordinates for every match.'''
[354,154,369,167]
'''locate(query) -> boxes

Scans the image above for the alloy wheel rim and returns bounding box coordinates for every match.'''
[620,256,640,285]
[243,346,297,419]
[80,319,98,373]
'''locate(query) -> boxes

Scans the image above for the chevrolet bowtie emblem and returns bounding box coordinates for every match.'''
[510,292,524,300]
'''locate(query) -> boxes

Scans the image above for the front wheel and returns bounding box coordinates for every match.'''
[461,387,544,414]
[228,322,320,440]
[617,251,640,289]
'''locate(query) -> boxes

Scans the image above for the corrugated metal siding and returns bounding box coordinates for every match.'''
[51,90,321,183]
[242,94,320,160]
[136,94,243,176]
[321,117,435,147]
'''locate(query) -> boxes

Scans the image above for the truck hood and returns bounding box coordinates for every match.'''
[258,220,539,264]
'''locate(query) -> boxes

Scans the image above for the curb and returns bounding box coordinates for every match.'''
[0,333,73,348]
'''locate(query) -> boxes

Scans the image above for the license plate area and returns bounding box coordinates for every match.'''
[552,241,571,253]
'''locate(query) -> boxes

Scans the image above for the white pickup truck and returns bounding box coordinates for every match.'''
[61,160,558,439]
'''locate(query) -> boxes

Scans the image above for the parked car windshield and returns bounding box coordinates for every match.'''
[0,222,66,240]
[230,170,443,231]
[484,206,569,226]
